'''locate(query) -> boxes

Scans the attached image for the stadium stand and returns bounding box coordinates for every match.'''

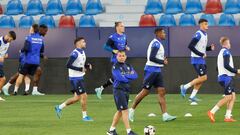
[25,0,44,16]
[144,0,163,15]
[59,15,76,28]
[0,15,16,28]
[19,15,35,28]
[139,14,157,26]
[65,0,83,15]
[79,15,96,27]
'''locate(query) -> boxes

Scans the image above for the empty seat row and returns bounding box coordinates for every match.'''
[145,0,240,15]
[3,0,103,16]
[139,13,239,26]
[0,15,96,28]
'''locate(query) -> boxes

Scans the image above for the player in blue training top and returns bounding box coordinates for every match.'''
[2,24,48,96]
[55,37,93,121]
[13,24,44,94]
[95,22,130,99]
[128,28,176,122]
[180,19,215,105]
[0,31,16,101]
[107,51,138,135]
[208,37,240,123]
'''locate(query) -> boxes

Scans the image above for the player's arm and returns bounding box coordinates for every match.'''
[125,65,138,80]
[84,63,92,70]
[206,44,215,51]
[188,33,204,57]
[104,38,118,53]
[223,51,237,74]
[112,65,129,83]
[40,43,45,58]
[22,38,31,53]
[149,42,165,65]
[66,52,84,72]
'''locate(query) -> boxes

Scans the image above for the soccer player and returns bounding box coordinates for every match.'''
[107,51,138,135]
[55,37,93,121]
[2,24,48,96]
[95,22,130,99]
[12,24,44,95]
[128,28,176,122]
[0,31,16,101]
[208,37,240,123]
[180,19,215,104]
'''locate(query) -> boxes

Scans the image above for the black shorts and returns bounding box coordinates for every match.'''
[219,77,235,95]
[193,64,207,76]
[70,79,86,95]
[142,71,164,90]
[18,63,24,72]
[19,63,39,76]
[0,66,4,77]
[113,89,129,111]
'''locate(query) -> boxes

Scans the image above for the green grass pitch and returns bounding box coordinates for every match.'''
[0,94,240,135]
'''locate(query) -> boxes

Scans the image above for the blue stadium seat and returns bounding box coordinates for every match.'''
[179,14,196,26]
[26,0,44,15]
[79,15,96,27]
[39,16,56,28]
[85,0,104,15]
[5,0,23,15]
[144,0,163,14]
[159,14,176,26]
[65,0,83,15]
[46,0,63,15]
[19,16,35,28]
[0,16,16,28]
[200,14,216,26]
[219,14,236,26]
[224,0,240,14]
[185,0,203,14]
[165,0,183,14]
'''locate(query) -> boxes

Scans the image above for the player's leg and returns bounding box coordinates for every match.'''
[0,76,6,101]
[80,93,93,121]
[95,77,114,99]
[32,67,45,95]
[188,81,203,104]
[180,64,207,97]
[157,87,177,122]
[13,74,25,95]
[55,93,81,119]
[23,75,31,95]
[2,72,19,95]
[129,71,154,122]
[122,109,137,135]
[107,111,121,135]
[208,80,233,122]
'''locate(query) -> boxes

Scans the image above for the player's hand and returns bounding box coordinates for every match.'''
[83,68,87,72]
[43,56,48,60]
[211,44,215,51]
[130,71,135,74]
[164,58,168,65]
[0,57,4,63]
[113,49,119,54]
[203,53,207,58]
[4,54,8,59]
[237,69,240,74]
[88,63,92,70]
[126,46,130,51]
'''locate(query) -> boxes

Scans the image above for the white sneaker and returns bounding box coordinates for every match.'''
[128,108,135,122]
[32,90,45,96]
[2,86,10,96]
[0,96,5,101]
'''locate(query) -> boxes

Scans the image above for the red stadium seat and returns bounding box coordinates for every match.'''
[59,15,75,28]
[139,14,157,27]
[205,0,222,14]
[0,4,3,14]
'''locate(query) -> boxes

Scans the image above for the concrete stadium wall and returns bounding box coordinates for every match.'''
[3,57,240,94]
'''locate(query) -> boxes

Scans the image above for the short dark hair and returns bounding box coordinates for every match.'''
[154,28,164,34]
[115,21,122,28]
[198,19,208,24]
[32,24,39,33]
[74,37,85,45]
[39,24,48,29]
[8,31,16,40]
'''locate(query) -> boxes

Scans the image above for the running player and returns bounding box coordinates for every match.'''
[55,37,93,121]
[128,28,176,122]
[0,31,16,101]
[208,37,239,123]
[180,19,215,104]
[95,22,130,99]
